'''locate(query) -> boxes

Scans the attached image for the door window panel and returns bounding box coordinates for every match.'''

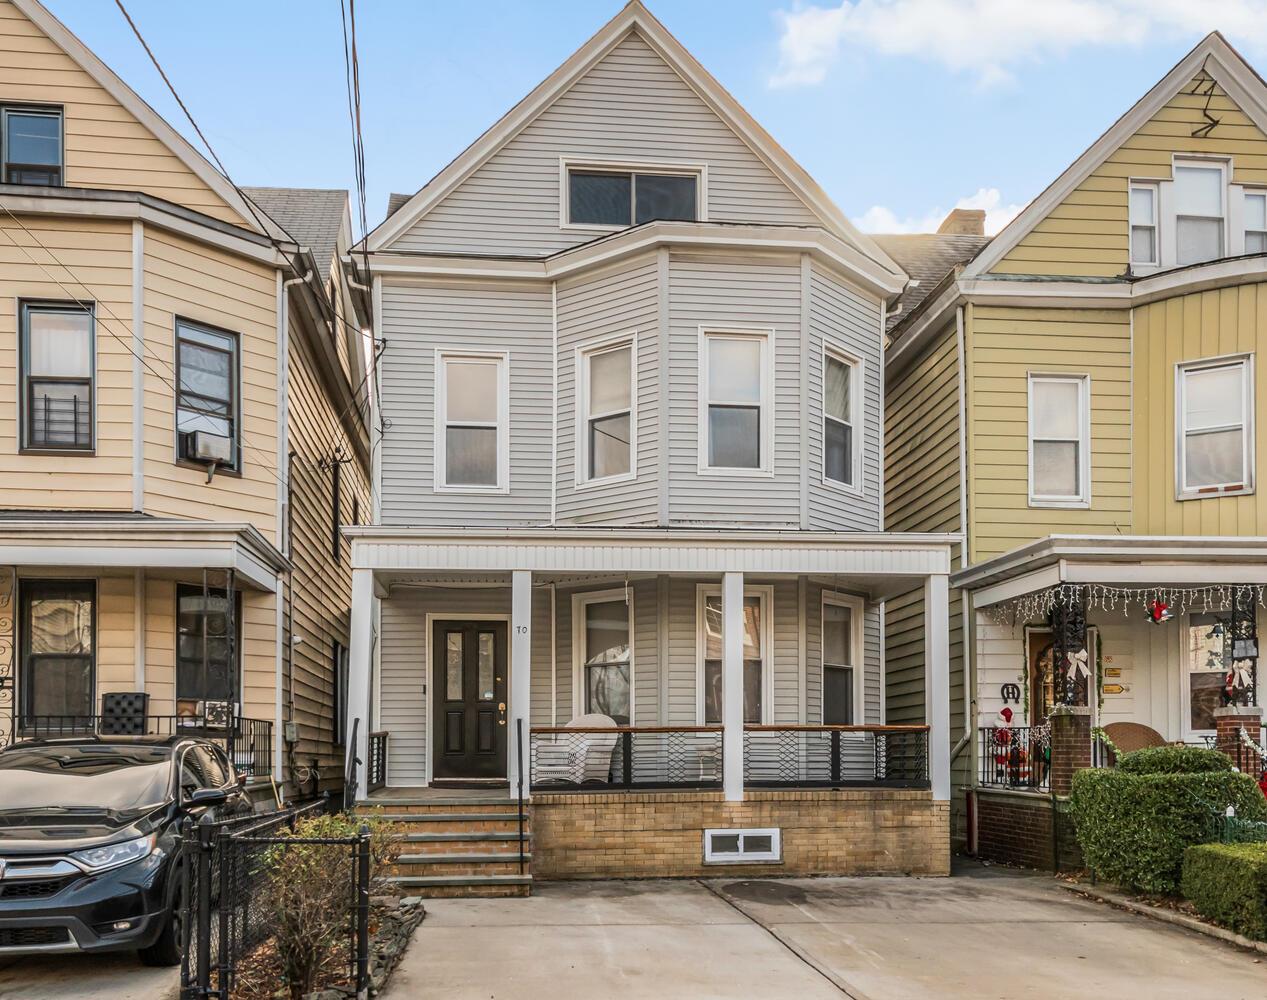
[21,580,94,722]
[702,594,763,725]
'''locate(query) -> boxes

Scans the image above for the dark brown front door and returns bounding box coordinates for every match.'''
[432,620,508,781]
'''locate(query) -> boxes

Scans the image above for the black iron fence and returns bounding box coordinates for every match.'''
[367,731,388,794]
[743,725,930,788]
[529,725,723,791]
[11,714,274,779]
[979,725,1050,792]
[180,798,370,1000]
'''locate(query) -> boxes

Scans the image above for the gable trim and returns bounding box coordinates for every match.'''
[15,0,272,237]
[965,32,1267,278]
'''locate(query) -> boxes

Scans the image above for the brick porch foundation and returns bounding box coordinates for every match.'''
[973,789,1082,871]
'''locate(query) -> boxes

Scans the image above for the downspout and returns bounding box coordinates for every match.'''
[950,302,974,765]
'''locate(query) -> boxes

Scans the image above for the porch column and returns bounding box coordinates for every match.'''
[347,567,374,800]
[924,573,950,801]
[509,569,532,796]
[722,570,744,801]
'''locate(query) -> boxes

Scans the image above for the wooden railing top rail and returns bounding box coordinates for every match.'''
[744,724,931,733]
[529,725,723,735]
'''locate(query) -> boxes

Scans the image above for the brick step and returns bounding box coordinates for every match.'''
[358,799,520,815]
[397,831,529,854]
[387,874,532,899]
[389,853,531,878]
[362,812,525,831]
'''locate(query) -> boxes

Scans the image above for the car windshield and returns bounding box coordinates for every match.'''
[0,743,171,817]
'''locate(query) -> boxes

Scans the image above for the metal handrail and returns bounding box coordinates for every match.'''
[744,723,931,732]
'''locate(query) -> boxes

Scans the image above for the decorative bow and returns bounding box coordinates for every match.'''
[1065,648,1091,683]
[1230,661,1254,690]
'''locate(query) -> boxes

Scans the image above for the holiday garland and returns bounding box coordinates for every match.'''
[983,583,1267,627]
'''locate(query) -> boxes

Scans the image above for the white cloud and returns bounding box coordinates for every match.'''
[770,0,1267,89]
[853,187,1024,234]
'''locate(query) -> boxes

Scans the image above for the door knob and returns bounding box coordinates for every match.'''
[498,702,506,713]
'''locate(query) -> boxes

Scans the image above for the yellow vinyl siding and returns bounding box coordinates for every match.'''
[0,215,133,507]
[1132,283,1267,535]
[141,228,279,540]
[0,1,246,225]
[996,77,1267,277]
[967,304,1132,561]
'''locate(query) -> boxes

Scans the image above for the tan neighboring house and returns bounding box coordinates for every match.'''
[0,0,371,798]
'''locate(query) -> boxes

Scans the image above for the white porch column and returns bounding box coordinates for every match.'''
[347,567,374,800]
[722,570,745,802]
[509,569,532,795]
[924,572,951,801]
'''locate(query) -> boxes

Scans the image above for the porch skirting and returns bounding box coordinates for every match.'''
[972,788,1082,872]
[529,788,950,879]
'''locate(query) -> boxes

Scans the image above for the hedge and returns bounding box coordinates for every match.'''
[1069,768,1267,893]
[1116,745,1232,775]
[1181,842,1267,940]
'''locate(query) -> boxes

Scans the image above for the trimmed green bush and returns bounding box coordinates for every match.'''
[1117,745,1233,775]
[1069,768,1267,893]
[1182,842,1267,940]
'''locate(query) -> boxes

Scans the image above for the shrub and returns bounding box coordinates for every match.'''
[1117,745,1232,775]
[1182,842,1267,940]
[267,812,402,1000]
[1069,768,1267,894]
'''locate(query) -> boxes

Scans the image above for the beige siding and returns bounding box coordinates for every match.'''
[0,1,245,225]
[967,304,1132,561]
[996,77,1267,277]
[0,215,134,507]
[1132,283,1267,535]
[141,228,279,540]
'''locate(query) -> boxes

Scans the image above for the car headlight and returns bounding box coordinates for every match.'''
[70,834,157,873]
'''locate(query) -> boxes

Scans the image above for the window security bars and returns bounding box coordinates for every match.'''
[979,725,1051,792]
[743,725,930,788]
[367,731,388,793]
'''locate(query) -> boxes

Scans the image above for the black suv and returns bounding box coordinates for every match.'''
[0,735,251,965]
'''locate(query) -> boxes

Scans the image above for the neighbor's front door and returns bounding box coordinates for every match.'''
[432,620,508,781]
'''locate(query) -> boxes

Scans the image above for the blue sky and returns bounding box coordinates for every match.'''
[42,1,1267,236]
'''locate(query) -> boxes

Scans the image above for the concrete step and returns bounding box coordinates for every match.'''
[390,853,531,878]
[387,874,532,899]
[370,816,529,836]
[358,798,519,814]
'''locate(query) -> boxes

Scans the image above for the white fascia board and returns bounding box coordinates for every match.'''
[965,33,1267,279]
[13,0,281,241]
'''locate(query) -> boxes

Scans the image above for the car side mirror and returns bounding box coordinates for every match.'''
[184,787,228,809]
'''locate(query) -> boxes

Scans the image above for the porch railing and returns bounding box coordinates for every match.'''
[979,725,1050,792]
[10,713,274,780]
[367,730,388,793]
[743,725,931,788]
[529,725,723,791]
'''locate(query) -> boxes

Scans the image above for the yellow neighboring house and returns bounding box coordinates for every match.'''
[0,0,371,798]
[884,32,1267,859]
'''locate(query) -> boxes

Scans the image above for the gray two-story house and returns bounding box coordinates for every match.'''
[343,1,954,896]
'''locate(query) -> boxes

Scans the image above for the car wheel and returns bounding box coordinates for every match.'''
[138,883,183,967]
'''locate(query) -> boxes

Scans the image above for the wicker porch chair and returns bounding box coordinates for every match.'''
[1101,721,1167,765]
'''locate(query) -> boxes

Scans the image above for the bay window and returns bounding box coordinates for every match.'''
[436,352,507,490]
[580,339,634,483]
[699,586,768,725]
[1177,356,1253,497]
[20,302,93,451]
[575,590,632,725]
[1028,374,1090,506]
[701,330,770,473]
[823,348,859,488]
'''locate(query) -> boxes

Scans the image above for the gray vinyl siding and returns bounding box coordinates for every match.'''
[807,263,883,531]
[379,281,552,526]
[666,253,802,526]
[556,255,659,524]
[392,31,821,256]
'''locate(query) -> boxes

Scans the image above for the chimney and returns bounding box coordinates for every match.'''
[937,208,986,236]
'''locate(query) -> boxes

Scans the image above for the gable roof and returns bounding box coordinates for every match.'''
[385,192,411,218]
[366,0,902,278]
[243,187,348,281]
[13,0,274,237]
[873,233,990,331]
[965,31,1267,278]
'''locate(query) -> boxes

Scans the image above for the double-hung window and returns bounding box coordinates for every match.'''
[436,352,507,491]
[1177,356,1253,497]
[176,582,239,714]
[699,587,768,725]
[1028,374,1090,506]
[176,319,239,471]
[575,590,632,725]
[1129,183,1158,266]
[701,331,769,473]
[20,302,93,451]
[1246,191,1267,253]
[20,579,94,724]
[580,340,634,483]
[823,348,859,488]
[2,106,62,186]
[822,595,861,725]
[566,167,698,227]
[1174,161,1225,265]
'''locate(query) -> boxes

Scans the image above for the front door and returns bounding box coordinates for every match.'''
[431,620,508,781]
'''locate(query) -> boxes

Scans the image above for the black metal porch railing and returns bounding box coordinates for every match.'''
[743,725,931,788]
[367,731,388,793]
[979,725,1050,792]
[529,725,723,791]
[11,714,274,780]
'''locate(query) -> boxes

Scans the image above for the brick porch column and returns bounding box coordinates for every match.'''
[1048,705,1092,798]
[1214,705,1264,774]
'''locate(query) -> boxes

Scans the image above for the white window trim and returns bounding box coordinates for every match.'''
[1027,373,1091,509]
[1243,187,1267,254]
[1175,352,1255,501]
[820,591,865,726]
[1129,181,1159,268]
[1171,155,1229,267]
[558,156,709,232]
[703,827,782,864]
[571,587,634,722]
[820,343,864,495]
[433,349,510,494]
[697,327,775,478]
[574,332,637,490]
[694,583,774,726]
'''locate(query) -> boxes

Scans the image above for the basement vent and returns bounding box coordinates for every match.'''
[703,828,781,864]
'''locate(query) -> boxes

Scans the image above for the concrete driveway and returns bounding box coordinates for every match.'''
[385,863,1267,1000]
[0,952,177,1000]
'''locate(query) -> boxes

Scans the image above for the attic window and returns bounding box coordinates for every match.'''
[2,106,61,186]
[566,167,698,227]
